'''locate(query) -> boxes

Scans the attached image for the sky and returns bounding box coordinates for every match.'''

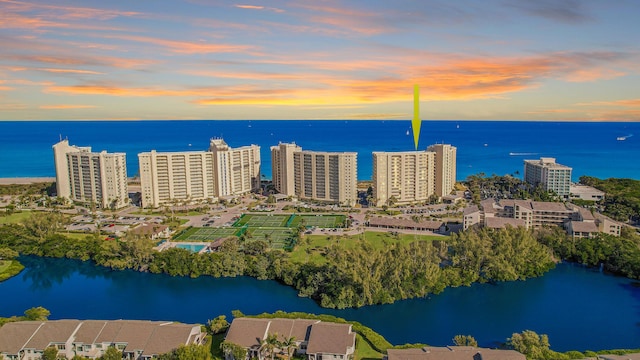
[1,0,639,121]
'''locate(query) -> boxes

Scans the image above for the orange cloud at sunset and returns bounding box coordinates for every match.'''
[0,0,639,120]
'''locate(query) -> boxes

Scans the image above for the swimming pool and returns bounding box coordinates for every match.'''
[175,243,206,252]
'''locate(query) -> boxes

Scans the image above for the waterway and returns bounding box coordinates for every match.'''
[1,256,638,352]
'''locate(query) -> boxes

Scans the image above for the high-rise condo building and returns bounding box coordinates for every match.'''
[271,142,302,195]
[53,139,128,209]
[427,144,457,197]
[524,157,572,198]
[373,144,456,206]
[372,151,435,207]
[139,139,260,208]
[270,143,357,206]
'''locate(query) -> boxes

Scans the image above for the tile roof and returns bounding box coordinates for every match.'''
[387,347,526,360]
[224,318,269,348]
[485,217,526,229]
[305,322,355,355]
[0,321,44,354]
[368,217,444,230]
[568,221,599,233]
[463,205,479,216]
[24,320,81,349]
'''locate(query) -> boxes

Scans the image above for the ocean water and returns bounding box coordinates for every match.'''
[0,120,638,181]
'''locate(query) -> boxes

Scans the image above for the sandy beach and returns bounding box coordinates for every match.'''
[0,177,55,185]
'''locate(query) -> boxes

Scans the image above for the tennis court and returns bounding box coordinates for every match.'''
[289,214,346,228]
[234,214,292,228]
[247,228,296,250]
[174,227,240,241]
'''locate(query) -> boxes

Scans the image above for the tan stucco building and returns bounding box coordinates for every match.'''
[524,157,572,198]
[139,138,260,208]
[53,140,128,209]
[428,144,457,198]
[372,144,456,207]
[270,143,357,206]
[372,151,435,207]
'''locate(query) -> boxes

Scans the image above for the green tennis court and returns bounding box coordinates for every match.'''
[174,227,240,241]
[289,214,346,228]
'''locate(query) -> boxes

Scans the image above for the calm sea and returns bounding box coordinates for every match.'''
[0,120,638,181]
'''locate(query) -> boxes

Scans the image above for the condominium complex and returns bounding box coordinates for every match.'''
[463,199,621,238]
[271,143,357,206]
[53,140,128,209]
[271,142,302,196]
[0,319,204,359]
[524,157,572,198]
[428,144,457,197]
[372,151,435,207]
[372,144,456,206]
[139,138,260,208]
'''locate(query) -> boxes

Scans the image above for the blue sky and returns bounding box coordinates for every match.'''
[1,0,639,120]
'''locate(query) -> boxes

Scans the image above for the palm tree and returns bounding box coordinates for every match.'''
[279,336,296,359]
[259,333,280,360]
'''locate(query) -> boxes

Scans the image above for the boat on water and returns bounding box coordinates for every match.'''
[406,130,410,135]
[617,134,633,141]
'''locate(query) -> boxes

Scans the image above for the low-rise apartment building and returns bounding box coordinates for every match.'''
[0,320,204,360]
[463,199,622,238]
[223,318,355,360]
[386,346,525,360]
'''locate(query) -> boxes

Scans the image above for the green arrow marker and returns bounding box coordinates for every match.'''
[412,84,421,150]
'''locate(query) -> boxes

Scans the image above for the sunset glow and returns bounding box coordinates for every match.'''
[1,0,639,121]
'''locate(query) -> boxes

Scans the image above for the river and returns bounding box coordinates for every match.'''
[1,256,638,352]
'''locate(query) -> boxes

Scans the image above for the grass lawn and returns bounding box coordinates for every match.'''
[289,231,447,265]
[0,260,25,282]
[355,334,384,360]
[0,211,32,225]
[0,260,10,273]
[57,231,93,240]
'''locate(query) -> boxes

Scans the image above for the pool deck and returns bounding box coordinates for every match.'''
[155,241,211,254]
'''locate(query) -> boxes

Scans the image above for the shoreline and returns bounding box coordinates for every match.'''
[0,177,56,185]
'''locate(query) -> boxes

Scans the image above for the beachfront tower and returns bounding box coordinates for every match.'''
[53,139,128,209]
[427,144,457,197]
[271,142,302,196]
[138,138,260,208]
[524,157,572,198]
[372,151,435,207]
[271,143,357,206]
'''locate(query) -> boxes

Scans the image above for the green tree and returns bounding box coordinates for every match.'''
[260,333,280,360]
[42,346,58,360]
[0,247,18,260]
[506,330,565,360]
[453,335,478,347]
[99,347,122,360]
[279,336,297,359]
[24,306,50,321]
[221,341,247,360]
[159,344,212,360]
[207,315,230,335]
